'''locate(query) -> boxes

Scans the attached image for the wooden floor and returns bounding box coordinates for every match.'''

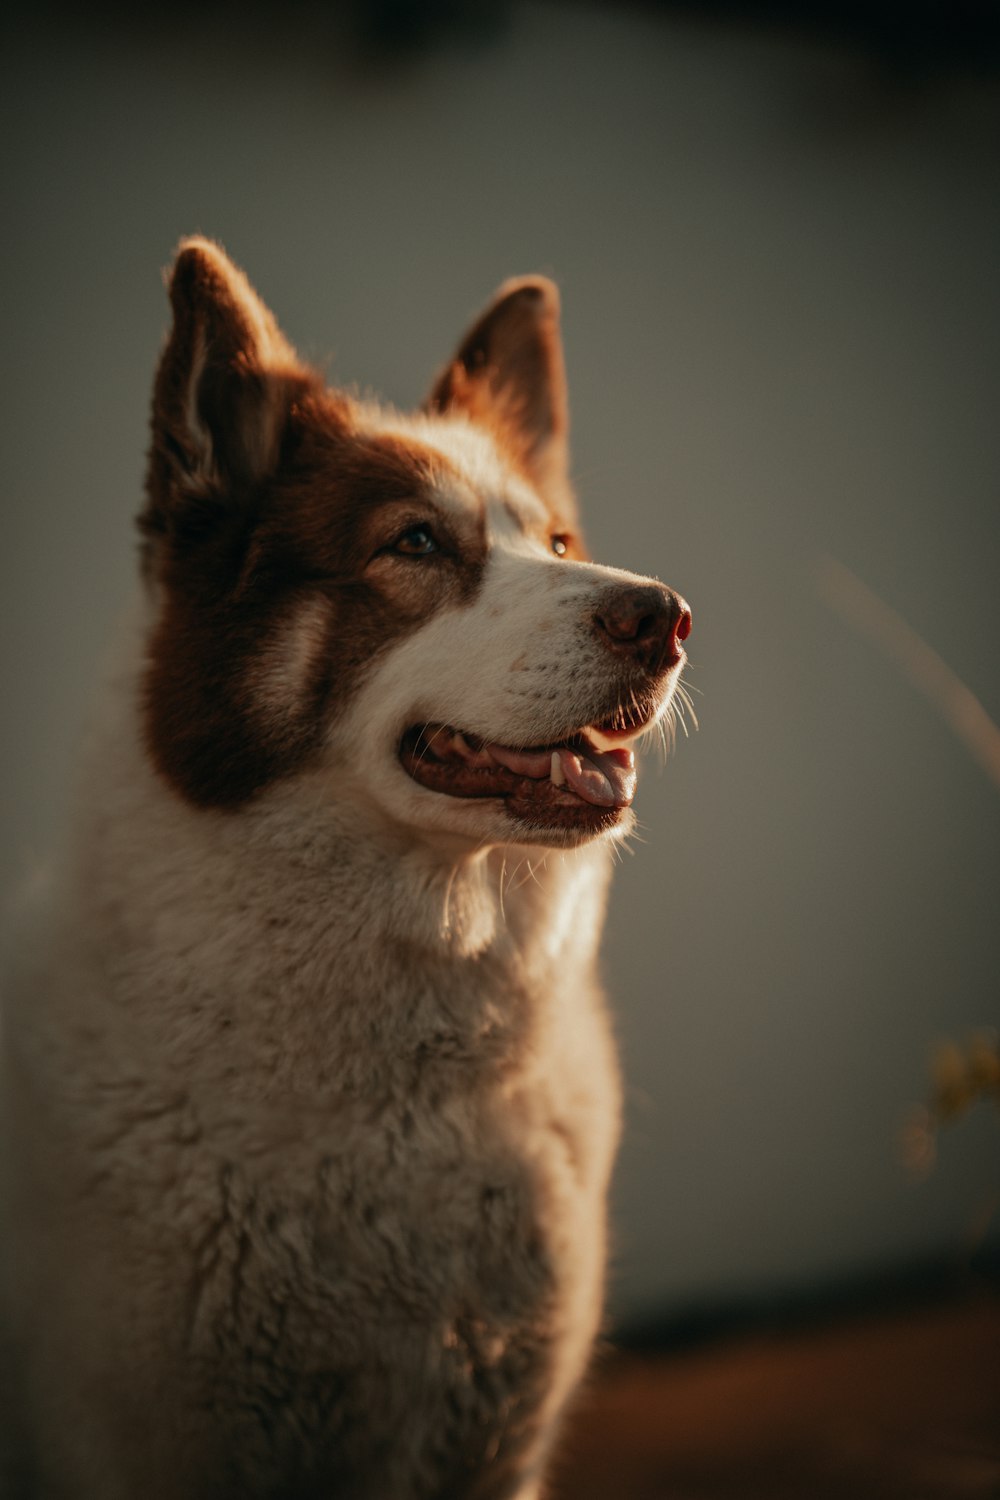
[550,1295,1000,1499]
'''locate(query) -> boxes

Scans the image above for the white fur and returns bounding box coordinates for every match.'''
[1,418,681,1498]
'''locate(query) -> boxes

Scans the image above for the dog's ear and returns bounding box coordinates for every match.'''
[425,277,570,503]
[144,239,315,541]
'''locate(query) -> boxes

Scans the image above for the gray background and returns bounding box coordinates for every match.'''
[3,2,998,1326]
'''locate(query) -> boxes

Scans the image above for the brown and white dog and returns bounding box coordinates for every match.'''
[0,242,691,1499]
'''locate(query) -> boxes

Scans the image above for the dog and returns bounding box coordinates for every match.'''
[0,240,691,1499]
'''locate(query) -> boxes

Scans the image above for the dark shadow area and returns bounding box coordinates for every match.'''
[15,0,1000,76]
[555,1288,1000,1498]
[616,1243,1000,1353]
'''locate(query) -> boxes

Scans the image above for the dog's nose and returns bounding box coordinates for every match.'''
[594,584,691,669]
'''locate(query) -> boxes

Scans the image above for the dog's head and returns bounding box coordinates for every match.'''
[140,240,690,851]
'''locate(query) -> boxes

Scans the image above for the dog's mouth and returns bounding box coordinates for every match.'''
[399,712,652,830]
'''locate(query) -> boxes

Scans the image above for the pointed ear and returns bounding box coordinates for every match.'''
[425,277,570,501]
[145,238,315,524]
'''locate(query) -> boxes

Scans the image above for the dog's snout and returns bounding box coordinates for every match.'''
[594,585,691,668]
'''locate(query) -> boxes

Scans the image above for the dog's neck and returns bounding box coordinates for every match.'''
[59,651,613,1106]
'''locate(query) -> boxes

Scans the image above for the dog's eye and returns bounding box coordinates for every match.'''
[551,535,569,557]
[392,526,438,557]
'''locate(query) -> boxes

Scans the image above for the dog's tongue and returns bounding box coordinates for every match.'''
[488,740,636,808]
[558,744,636,807]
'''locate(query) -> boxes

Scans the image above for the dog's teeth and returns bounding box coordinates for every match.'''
[462,740,500,769]
[550,751,566,787]
[424,727,455,760]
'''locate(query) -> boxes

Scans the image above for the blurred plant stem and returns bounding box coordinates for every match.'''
[901,1030,1000,1179]
[816,554,1000,792]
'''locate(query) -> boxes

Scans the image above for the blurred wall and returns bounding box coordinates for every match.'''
[2,1,998,1324]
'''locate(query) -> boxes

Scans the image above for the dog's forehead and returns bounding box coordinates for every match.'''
[358,408,550,538]
[486,489,551,545]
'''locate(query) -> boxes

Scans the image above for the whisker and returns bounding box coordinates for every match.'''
[671,700,688,742]
[504,857,527,903]
[663,705,677,756]
[412,721,436,768]
[675,680,699,732]
[441,862,459,935]
[510,857,545,894]
[497,854,508,923]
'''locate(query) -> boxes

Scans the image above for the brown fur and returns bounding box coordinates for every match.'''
[427,278,574,518]
[141,247,492,809]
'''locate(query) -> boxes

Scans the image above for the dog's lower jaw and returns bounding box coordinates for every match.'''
[502,797,631,844]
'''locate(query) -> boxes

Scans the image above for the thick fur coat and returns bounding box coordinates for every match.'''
[0,242,690,1499]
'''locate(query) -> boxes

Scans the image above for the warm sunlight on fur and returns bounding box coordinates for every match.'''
[0,241,692,1499]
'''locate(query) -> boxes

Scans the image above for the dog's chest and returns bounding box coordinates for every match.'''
[28,795,620,1494]
[169,1032,610,1495]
